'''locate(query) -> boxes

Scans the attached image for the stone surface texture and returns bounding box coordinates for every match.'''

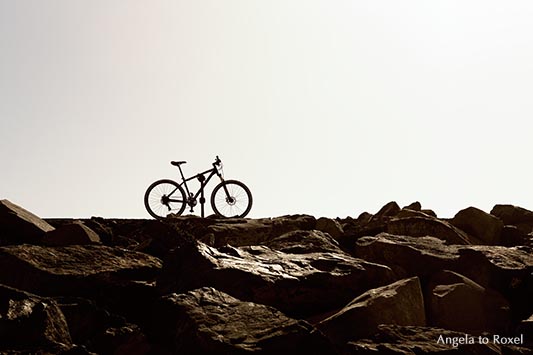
[0,199,531,354]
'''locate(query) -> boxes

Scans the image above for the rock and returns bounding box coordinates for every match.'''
[46,218,197,257]
[111,219,195,257]
[355,233,533,323]
[150,287,336,355]
[386,215,478,244]
[356,211,373,224]
[451,207,503,245]
[426,270,511,334]
[457,246,533,323]
[56,297,118,345]
[317,277,426,345]
[500,225,529,247]
[0,199,55,245]
[2,201,532,353]
[157,241,394,318]
[357,234,533,284]
[344,218,388,240]
[42,221,101,246]
[491,204,533,225]
[316,217,344,240]
[57,297,150,355]
[395,208,437,219]
[372,201,401,220]
[339,213,389,245]
[83,217,114,244]
[339,202,402,246]
[421,209,437,217]
[491,205,533,244]
[0,245,162,322]
[199,214,316,247]
[263,229,345,254]
[345,325,502,354]
[402,201,422,211]
[0,283,72,351]
[90,324,150,355]
[355,233,458,279]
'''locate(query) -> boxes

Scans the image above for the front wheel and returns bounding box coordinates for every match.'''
[211,180,253,218]
[144,179,186,219]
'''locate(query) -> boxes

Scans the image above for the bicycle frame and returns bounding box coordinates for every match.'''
[169,165,224,204]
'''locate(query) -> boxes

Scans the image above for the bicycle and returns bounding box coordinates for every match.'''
[144,156,253,219]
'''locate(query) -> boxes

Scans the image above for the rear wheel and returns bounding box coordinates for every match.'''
[144,179,186,219]
[211,180,252,218]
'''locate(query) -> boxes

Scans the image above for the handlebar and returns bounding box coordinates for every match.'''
[213,155,221,167]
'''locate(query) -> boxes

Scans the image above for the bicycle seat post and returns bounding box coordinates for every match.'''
[171,162,187,183]
[178,166,186,183]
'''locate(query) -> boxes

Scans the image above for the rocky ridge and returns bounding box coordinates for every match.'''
[0,199,532,354]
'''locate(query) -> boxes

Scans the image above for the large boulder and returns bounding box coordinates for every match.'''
[0,199,55,245]
[315,217,344,240]
[157,240,394,318]
[372,201,401,220]
[0,245,163,321]
[317,277,426,345]
[42,221,101,246]
[425,270,511,334]
[394,208,436,219]
[150,287,336,355]
[491,204,533,225]
[355,233,458,279]
[386,215,477,244]
[197,215,317,247]
[263,229,345,254]
[491,205,533,239]
[451,207,503,245]
[0,283,71,352]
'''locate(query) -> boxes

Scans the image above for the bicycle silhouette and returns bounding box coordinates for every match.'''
[144,156,252,219]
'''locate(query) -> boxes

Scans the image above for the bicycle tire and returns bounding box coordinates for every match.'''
[144,179,186,219]
[211,180,252,218]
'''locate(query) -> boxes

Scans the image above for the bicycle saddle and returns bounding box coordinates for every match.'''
[171,161,186,166]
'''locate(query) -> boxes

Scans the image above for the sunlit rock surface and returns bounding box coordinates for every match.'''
[0,199,55,245]
[157,239,394,317]
[317,277,426,345]
[150,287,336,354]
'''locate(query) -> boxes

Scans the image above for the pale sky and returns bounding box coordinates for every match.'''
[1,1,533,219]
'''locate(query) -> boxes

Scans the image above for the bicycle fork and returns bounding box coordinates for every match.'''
[218,175,235,205]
